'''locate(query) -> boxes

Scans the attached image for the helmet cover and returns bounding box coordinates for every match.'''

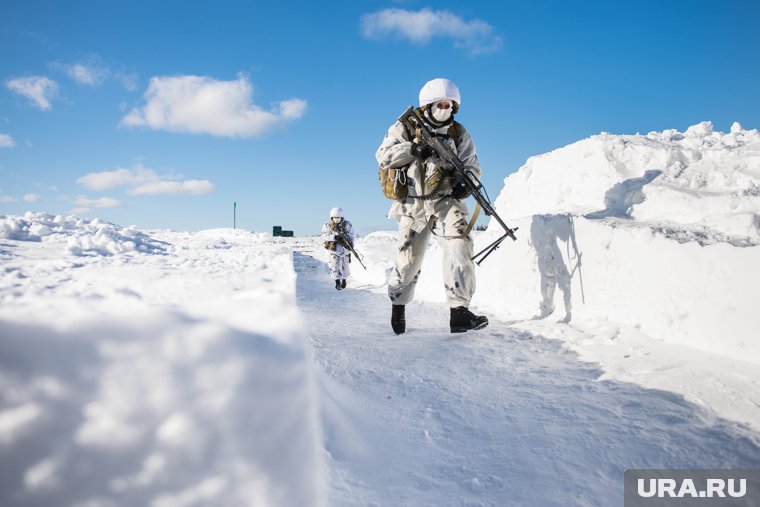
[419,78,461,108]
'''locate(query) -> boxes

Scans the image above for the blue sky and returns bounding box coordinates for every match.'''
[2,0,759,235]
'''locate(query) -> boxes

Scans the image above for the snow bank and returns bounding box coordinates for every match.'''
[487,123,760,363]
[0,221,325,507]
[470,214,760,363]
[350,231,398,288]
[497,121,760,243]
[0,313,321,507]
[0,212,166,256]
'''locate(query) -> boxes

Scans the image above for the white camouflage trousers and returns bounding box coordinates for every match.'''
[388,203,476,308]
[328,253,350,280]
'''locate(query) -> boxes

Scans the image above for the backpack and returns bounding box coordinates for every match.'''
[379,116,461,200]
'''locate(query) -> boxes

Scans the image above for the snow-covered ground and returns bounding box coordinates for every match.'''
[2,121,759,506]
[1,218,323,507]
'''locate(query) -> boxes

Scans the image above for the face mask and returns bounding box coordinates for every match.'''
[432,101,452,122]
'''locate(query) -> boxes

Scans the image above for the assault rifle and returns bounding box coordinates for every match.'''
[336,230,366,270]
[397,106,518,265]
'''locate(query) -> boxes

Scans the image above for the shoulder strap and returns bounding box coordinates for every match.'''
[447,121,461,146]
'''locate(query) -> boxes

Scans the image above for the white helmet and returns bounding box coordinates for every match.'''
[419,78,461,109]
[329,207,344,219]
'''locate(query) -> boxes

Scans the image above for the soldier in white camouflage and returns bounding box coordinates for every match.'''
[375,78,489,334]
[321,207,356,290]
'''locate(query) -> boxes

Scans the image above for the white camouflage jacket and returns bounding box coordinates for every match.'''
[375,111,482,233]
[321,220,356,256]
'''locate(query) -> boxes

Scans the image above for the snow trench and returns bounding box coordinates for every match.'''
[296,244,760,506]
[1,220,759,507]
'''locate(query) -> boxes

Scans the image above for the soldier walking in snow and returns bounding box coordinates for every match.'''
[376,78,489,334]
[321,207,356,290]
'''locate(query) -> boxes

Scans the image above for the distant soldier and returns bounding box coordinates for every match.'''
[375,78,488,334]
[321,207,356,290]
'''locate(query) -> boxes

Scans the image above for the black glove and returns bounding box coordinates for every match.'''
[410,142,433,159]
[451,181,471,199]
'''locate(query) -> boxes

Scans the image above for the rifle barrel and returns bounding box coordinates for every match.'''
[338,230,366,270]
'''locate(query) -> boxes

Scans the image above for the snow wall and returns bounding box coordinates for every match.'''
[0,218,325,507]
[359,122,760,365]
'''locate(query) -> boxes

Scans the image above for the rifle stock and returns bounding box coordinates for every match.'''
[396,106,518,265]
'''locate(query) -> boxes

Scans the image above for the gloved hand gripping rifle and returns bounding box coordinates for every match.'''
[336,230,367,270]
[397,106,518,265]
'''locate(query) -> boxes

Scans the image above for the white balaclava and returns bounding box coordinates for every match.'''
[431,101,453,123]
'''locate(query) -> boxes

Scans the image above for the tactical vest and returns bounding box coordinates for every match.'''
[379,116,461,200]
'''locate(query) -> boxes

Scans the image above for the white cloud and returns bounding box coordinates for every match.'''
[360,8,502,54]
[0,133,15,148]
[6,76,60,111]
[121,75,307,137]
[76,164,214,196]
[74,196,123,208]
[131,179,214,196]
[0,194,17,203]
[277,99,308,119]
[23,193,41,202]
[116,72,139,91]
[50,56,138,91]
[61,63,109,86]
[76,166,154,191]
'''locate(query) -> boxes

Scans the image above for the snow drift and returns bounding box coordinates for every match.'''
[481,121,760,364]
[1,212,167,256]
[497,121,760,244]
[0,222,324,507]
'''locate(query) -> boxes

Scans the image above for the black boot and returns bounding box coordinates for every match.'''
[450,306,488,333]
[335,279,342,290]
[341,279,347,289]
[391,304,406,335]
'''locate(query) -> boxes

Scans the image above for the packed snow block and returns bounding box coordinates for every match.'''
[459,122,760,363]
[0,311,324,507]
[496,122,760,243]
[0,212,166,255]
[0,232,325,507]
[465,214,760,365]
[348,231,400,287]
[451,216,540,314]
[568,218,760,365]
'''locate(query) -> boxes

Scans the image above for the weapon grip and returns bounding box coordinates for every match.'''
[397,106,423,141]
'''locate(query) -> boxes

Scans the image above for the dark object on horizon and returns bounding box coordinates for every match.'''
[273,225,294,237]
